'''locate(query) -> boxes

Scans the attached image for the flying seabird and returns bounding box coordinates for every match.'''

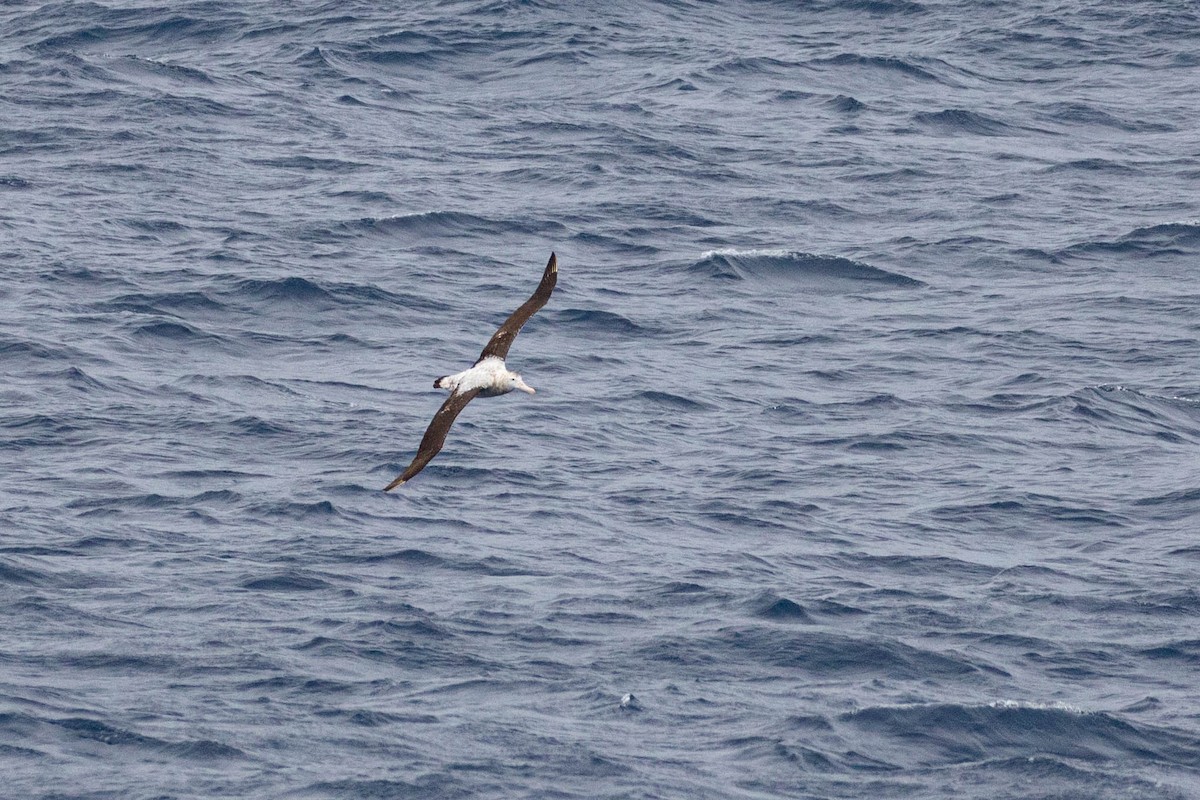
[383,253,558,491]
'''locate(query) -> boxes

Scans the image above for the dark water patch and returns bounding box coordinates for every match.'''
[248,155,368,172]
[632,581,731,611]
[649,628,977,678]
[851,553,998,581]
[0,740,43,758]
[351,618,453,640]
[749,332,834,346]
[632,390,712,412]
[758,195,854,217]
[1042,101,1175,133]
[645,77,698,92]
[516,49,589,68]
[1065,385,1200,443]
[328,281,453,311]
[158,468,264,481]
[0,176,32,189]
[545,610,645,626]
[748,592,814,623]
[227,415,291,435]
[773,89,814,102]
[827,94,865,112]
[472,555,543,577]
[688,249,923,287]
[242,572,332,592]
[366,30,447,50]
[1139,639,1200,664]
[53,366,108,391]
[292,635,492,672]
[1133,487,1200,524]
[134,92,244,119]
[2,413,82,443]
[342,547,539,577]
[108,53,214,84]
[1063,222,1200,258]
[720,733,837,771]
[226,276,337,306]
[931,493,1128,530]
[811,53,940,81]
[48,716,245,760]
[827,0,926,12]
[841,702,1200,769]
[950,631,1052,650]
[349,41,458,71]
[33,6,245,49]
[594,200,720,228]
[555,308,645,335]
[71,534,139,551]
[66,490,241,512]
[119,217,190,235]
[334,210,564,240]
[128,318,221,343]
[1043,158,1137,174]
[949,391,1056,415]
[174,373,304,400]
[844,435,908,452]
[1135,487,1200,507]
[0,336,89,363]
[349,548,451,568]
[0,559,50,586]
[913,108,1013,136]
[312,708,440,726]
[570,230,661,256]
[61,650,180,672]
[248,500,341,520]
[297,775,471,799]
[100,290,224,315]
[707,55,804,77]
[329,188,393,203]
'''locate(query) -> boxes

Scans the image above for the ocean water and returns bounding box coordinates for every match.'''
[2,1,1199,797]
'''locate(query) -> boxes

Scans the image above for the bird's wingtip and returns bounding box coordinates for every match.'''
[548,252,557,272]
[383,478,406,492]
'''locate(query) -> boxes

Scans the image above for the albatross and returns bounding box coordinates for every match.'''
[383,253,558,490]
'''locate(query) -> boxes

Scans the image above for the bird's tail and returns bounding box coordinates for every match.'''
[434,375,451,389]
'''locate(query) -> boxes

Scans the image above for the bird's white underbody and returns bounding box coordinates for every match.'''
[435,356,536,397]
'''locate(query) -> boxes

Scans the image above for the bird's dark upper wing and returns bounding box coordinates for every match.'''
[383,388,482,490]
[477,252,557,363]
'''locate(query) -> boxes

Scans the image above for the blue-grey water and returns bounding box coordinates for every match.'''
[3,1,1199,797]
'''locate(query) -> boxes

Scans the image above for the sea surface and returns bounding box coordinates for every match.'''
[2,1,1199,798]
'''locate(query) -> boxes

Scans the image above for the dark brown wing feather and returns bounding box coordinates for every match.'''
[383,388,481,490]
[477,252,558,363]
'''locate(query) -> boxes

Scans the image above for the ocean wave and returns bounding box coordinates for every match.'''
[746,592,814,623]
[100,290,224,315]
[809,53,941,81]
[642,627,978,678]
[1062,221,1200,257]
[1067,384,1200,443]
[632,390,713,411]
[690,249,923,287]
[842,701,1200,769]
[0,713,247,762]
[242,572,332,592]
[913,108,1014,136]
[555,308,646,335]
[330,210,565,241]
[127,319,222,343]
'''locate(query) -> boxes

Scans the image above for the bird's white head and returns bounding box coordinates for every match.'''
[510,374,536,394]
